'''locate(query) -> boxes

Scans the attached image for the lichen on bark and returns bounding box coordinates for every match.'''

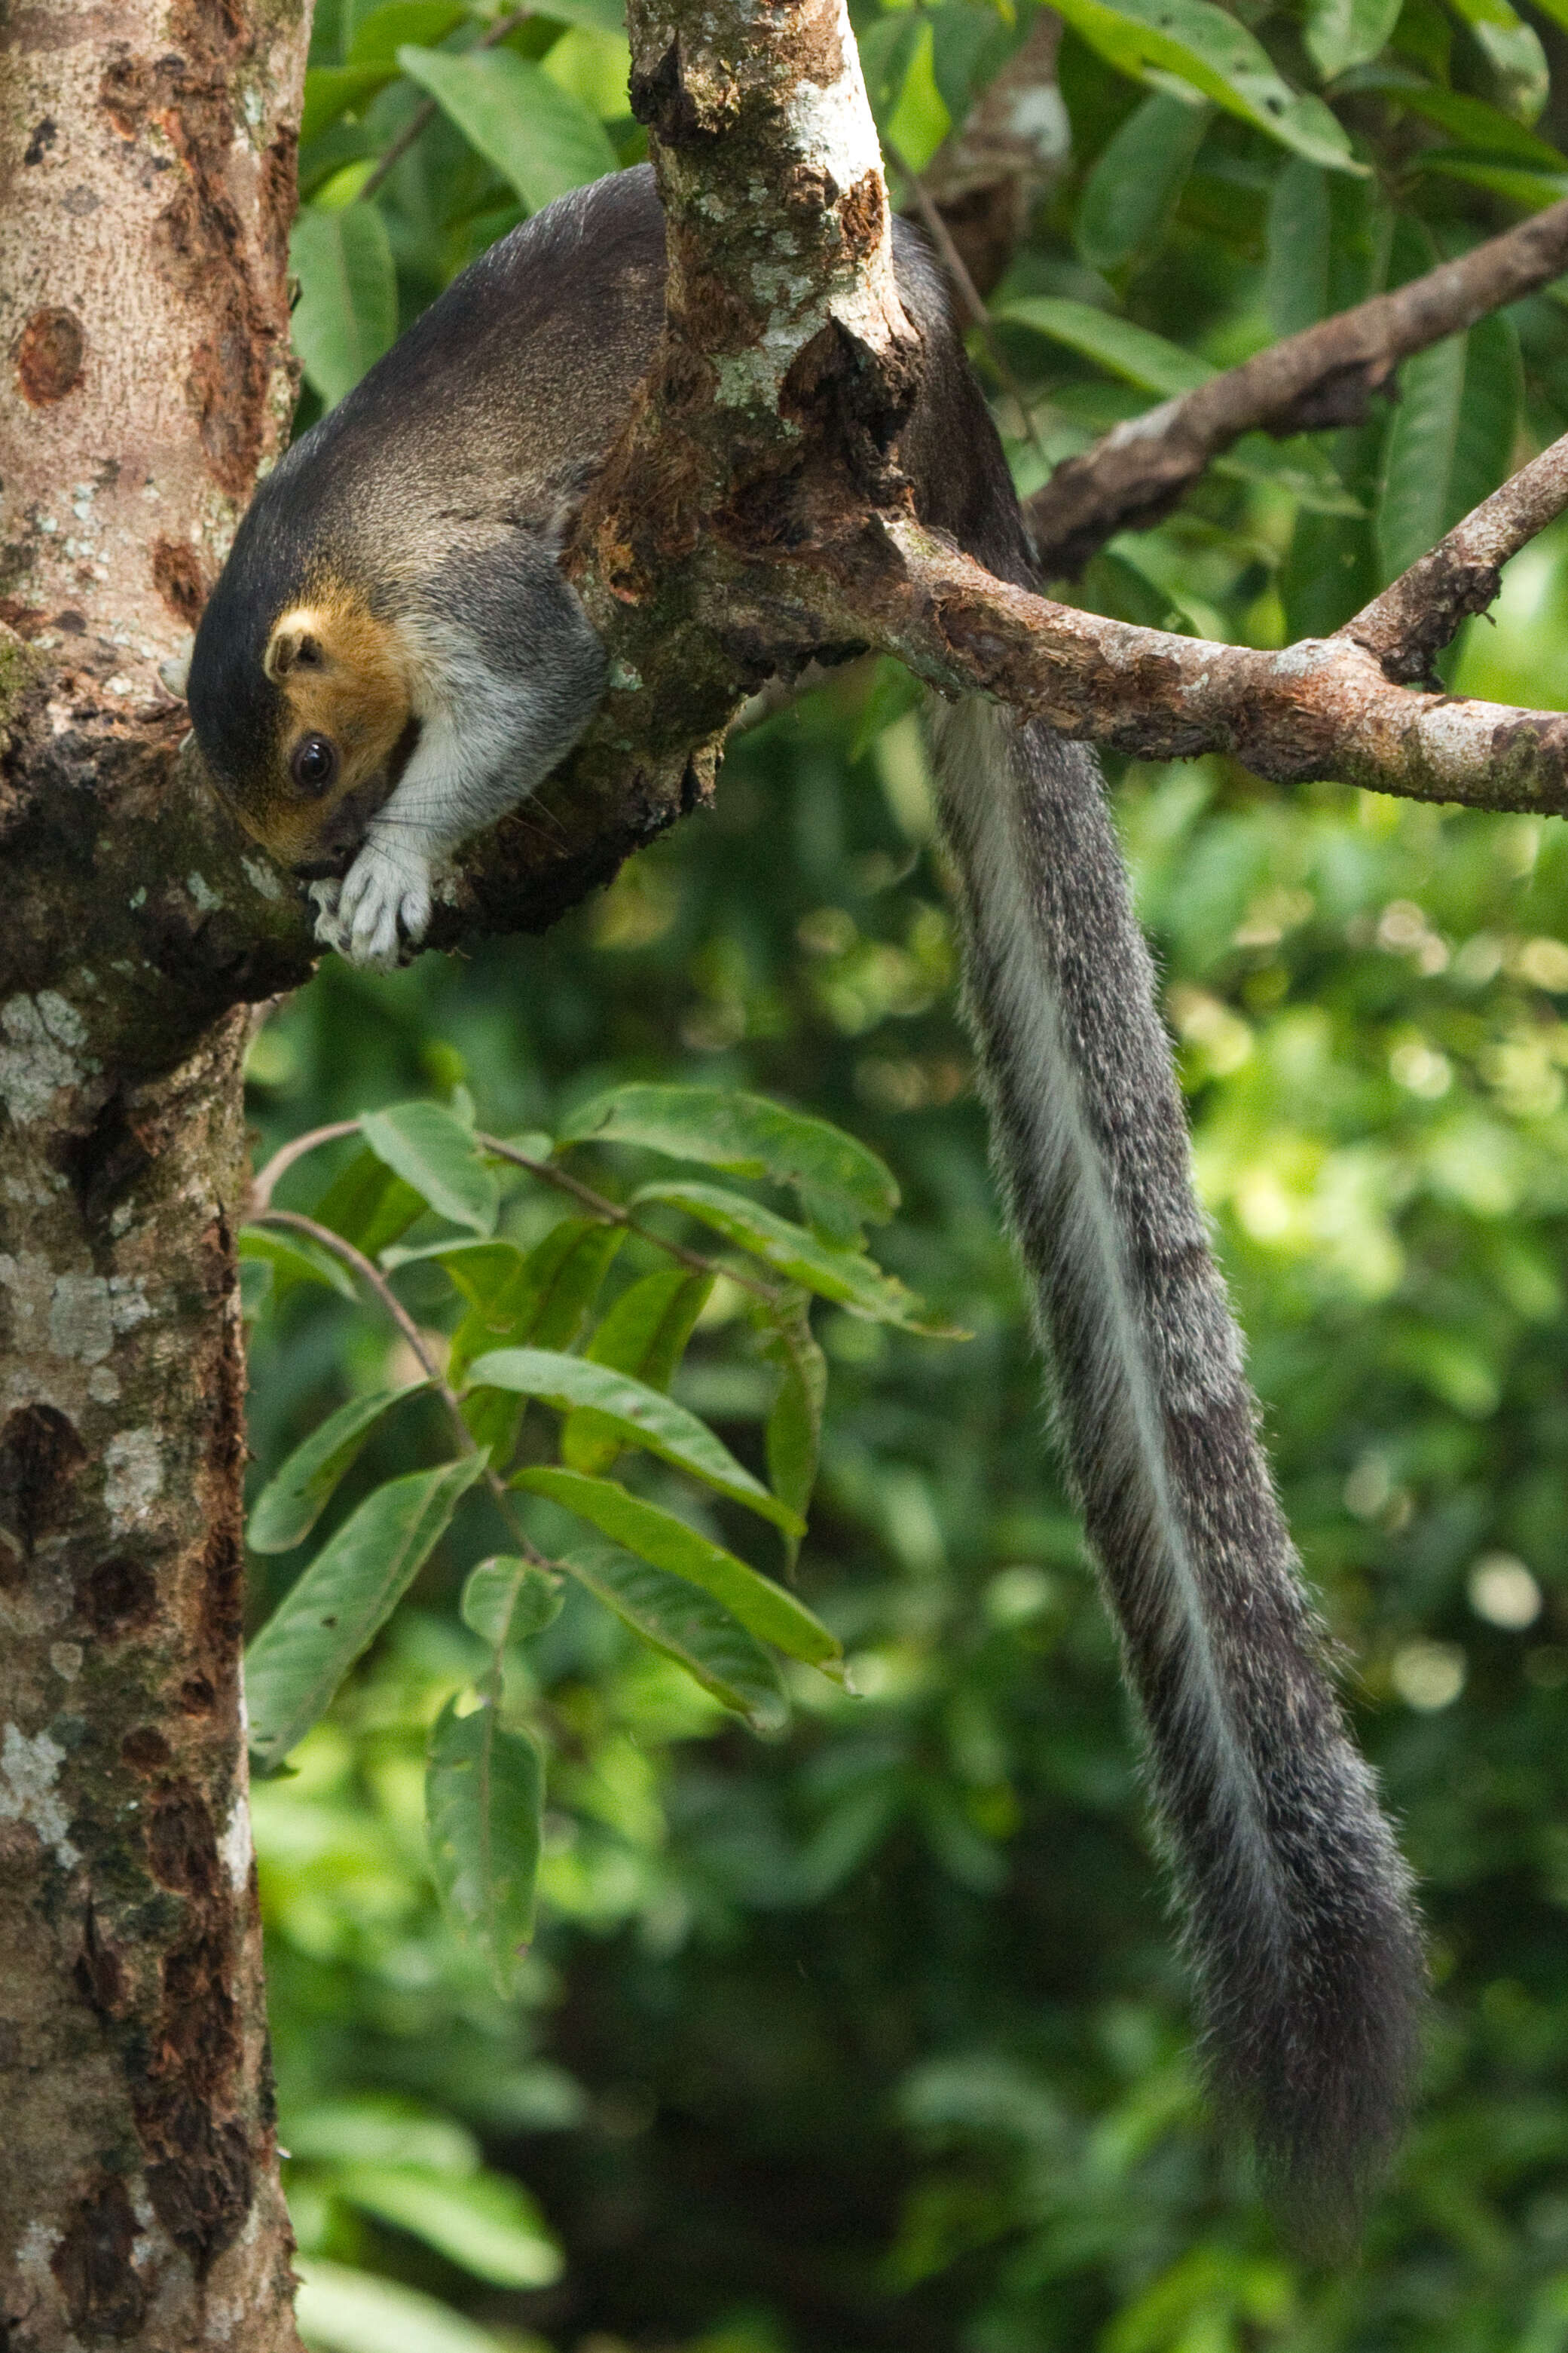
[1,0,310,2342]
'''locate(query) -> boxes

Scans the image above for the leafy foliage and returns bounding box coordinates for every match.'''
[253,0,1568,2345]
[244,1088,924,1889]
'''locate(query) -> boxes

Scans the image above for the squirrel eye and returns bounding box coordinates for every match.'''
[290,733,338,794]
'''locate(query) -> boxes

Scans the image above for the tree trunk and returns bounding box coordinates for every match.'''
[1,2,309,2343]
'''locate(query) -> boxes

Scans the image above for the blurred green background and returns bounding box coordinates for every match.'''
[246,0,1568,2342]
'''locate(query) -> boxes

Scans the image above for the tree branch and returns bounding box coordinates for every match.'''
[1343,428,1568,684]
[1023,196,1568,579]
[843,517,1568,811]
[567,2,1568,838]
[660,503,1568,814]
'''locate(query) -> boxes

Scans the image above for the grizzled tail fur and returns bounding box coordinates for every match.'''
[929,697,1425,2241]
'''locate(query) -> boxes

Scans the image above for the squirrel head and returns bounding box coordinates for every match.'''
[185,570,417,876]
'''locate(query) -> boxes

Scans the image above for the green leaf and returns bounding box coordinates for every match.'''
[246,1455,487,1770]
[362,1101,499,1236]
[451,1218,625,1381]
[998,297,1214,396]
[249,1382,430,1554]
[426,1695,544,1992]
[1279,417,1382,636]
[1264,159,1331,337]
[1078,548,1179,629]
[799,1780,906,1900]
[560,1083,899,1232]
[1304,0,1402,78]
[379,1238,524,1299]
[1411,154,1568,206]
[454,1219,627,1464]
[294,2261,507,2353]
[1377,313,1522,585]
[300,63,396,142]
[286,2098,479,2171]
[1075,92,1212,272]
[240,1256,274,1319]
[346,0,462,62]
[1047,0,1366,170]
[561,1540,788,1733]
[752,1290,826,1565]
[1213,432,1366,513]
[1441,0,1548,120]
[239,1225,359,1302]
[634,1181,956,1333]
[515,1467,845,1673]
[289,204,397,407]
[398,47,617,211]
[460,1555,565,1648]
[492,1127,555,1167]
[313,1147,428,1258]
[858,13,924,120]
[469,1345,803,1535]
[331,2163,562,2288]
[564,1267,713,1473]
[928,0,1016,121]
[1387,81,1566,161]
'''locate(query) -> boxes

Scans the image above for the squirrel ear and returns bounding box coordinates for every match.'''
[157,637,193,699]
[264,611,326,681]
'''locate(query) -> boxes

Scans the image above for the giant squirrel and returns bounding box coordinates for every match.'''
[185,162,1425,2237]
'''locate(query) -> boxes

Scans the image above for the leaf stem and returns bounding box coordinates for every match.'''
[249,1120,360,1216]
[477,1133,776,1299]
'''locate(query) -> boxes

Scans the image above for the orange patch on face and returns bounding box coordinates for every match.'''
[249,591,414,864]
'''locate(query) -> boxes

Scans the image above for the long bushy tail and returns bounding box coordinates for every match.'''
[930,699,1424,2240]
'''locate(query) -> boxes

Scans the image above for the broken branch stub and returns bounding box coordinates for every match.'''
[1343,429,1568,685]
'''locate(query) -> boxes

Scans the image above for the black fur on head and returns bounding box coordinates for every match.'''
[186,499,298,803]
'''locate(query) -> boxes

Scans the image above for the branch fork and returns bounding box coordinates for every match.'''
[560,4,1568,835]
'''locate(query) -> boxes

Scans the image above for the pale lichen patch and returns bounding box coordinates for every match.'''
[0,992,88,1124]
[49,1273,114,1365]
[220,1790,253,1893]
[104,1428,163,1532]
[0,1724,80,1867]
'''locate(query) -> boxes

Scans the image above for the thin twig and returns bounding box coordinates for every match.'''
[357,8,531,203]
[253,1207,549,1562]
[884,139,1052,476]
[249,1119,360,1217]
[1343,429,1568,684]
[1023,194,1568,578]
[476,1133,775,1298]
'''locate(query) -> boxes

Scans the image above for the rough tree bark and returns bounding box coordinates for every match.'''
[8,0,1568,2342]
[0,4,313,2345]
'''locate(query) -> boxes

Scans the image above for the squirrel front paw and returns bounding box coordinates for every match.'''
[310,840,435,970]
